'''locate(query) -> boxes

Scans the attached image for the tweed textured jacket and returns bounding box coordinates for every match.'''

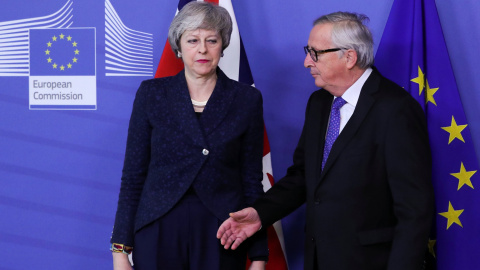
[111,68,267,258]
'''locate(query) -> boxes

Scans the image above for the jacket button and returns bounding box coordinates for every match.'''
[202,149,209,155]
[311,237,315,242]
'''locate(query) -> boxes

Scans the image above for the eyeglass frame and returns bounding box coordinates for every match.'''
[303,46,347,62]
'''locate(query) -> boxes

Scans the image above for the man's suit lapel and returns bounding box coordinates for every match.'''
[168,70,207,147]
[319,70,381,180]
[199,69,237,136]
[314,94,334,179]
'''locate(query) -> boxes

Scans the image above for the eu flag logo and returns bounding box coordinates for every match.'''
[29,28,95,76]
[28,28,97,110]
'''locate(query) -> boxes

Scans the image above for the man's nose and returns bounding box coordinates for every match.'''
[304,53,314,68]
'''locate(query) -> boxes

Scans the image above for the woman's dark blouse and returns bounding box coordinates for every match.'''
[111,68,268,259]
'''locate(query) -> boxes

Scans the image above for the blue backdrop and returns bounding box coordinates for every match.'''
[1,0,478,269]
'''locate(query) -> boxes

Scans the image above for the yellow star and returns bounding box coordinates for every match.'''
[451,162,476,190]
[59,33,65,39]
[411,66,425,95]
[72,57,78,63]
[47,42,52,47]
[52,63,58,69]
[67,63,72,68]
[74,49,80,55]
[425,79,439,106]
[439,201,464,229]
[67,35,72,41]
[60,65,65,71]
[428,239,436,258]
[441,116,467,144]
[47,57,52,63]
[72,41,78,47]
[45,49,50,55]
[52,36,57,41]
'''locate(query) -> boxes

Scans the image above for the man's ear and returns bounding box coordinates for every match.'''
[345,49,358,69]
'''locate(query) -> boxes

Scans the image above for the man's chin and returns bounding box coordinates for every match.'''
[314,81,325,89]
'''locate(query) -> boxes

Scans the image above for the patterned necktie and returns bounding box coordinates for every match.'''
[322,97,347,170]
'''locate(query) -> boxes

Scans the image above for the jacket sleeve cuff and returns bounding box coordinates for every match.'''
[247,228,269,261]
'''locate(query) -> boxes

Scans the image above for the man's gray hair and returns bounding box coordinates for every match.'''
[314,12,374,69]
[168,1,232,55]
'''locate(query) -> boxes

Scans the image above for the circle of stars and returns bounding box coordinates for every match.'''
[44,33,80,71]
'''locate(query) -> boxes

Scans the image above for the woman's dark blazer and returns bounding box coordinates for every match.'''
[111,68,267,257]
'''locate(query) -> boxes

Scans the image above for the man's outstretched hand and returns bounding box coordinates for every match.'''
[216,207,262,250]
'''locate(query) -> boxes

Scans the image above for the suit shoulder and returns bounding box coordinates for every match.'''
[373,76,426,119]
[134,76,177,98]
[138,76,173,90]
[378,76,420,104]
[229,78,260,92]
[227,78,263,100]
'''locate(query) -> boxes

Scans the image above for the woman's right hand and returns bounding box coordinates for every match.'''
[112,252,133,270]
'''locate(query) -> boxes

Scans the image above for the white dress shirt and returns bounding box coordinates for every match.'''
[335,67,373,133]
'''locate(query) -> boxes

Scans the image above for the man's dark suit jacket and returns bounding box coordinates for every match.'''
[254,68,434,270]
[111,68,267,258]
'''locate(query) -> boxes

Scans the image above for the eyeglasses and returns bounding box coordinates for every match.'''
[303,46,345,62]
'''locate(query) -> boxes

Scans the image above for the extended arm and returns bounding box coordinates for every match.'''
[217,207,262,250]
[218,92,319,250]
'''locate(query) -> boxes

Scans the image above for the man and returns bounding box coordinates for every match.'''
[217,12,434,270]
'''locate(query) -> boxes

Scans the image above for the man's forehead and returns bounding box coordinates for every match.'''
[308,23,332,47]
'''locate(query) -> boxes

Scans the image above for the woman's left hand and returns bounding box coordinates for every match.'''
[248,260,266,270]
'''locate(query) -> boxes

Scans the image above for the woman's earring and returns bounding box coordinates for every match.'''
[177,52,182,58]
[221,53,224,57]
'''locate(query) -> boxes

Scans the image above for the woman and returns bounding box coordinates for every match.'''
[110,2,268,270]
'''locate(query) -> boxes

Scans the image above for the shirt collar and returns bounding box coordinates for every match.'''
[338,67,372,107]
